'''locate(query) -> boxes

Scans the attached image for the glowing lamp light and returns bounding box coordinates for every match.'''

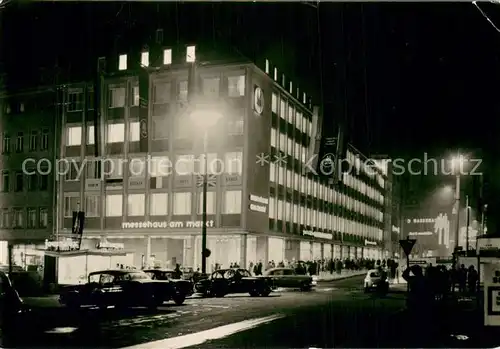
[141,51,149,67]
[118,54,127,71]
[189,110,223,129]
[451,155,466,169]
[163,48,172,65]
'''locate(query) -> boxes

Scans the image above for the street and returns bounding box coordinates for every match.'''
[5,275,497,349]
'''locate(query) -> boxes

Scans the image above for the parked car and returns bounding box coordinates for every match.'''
[143,269,194,297]
[263,267,316,291]
[58,269,185,310]
[363,269,389,293]
[195,268,274,297]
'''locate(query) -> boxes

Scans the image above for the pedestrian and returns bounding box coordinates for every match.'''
[467,265,478,295]
[458,264,467,293]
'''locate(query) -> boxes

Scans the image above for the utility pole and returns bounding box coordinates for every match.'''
[465,195,470,256]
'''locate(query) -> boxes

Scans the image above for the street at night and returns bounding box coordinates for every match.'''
[1,275,494,349]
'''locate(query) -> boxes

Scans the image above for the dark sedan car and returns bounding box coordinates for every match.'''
[194,268,274,297]
[143,269,194,297]
[58,269,184,310]
[263,267,316,291]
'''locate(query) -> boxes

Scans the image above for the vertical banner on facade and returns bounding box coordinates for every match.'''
[138,68,149,153]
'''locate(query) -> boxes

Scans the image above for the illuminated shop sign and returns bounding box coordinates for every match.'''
[96,239,124,250]
[249,194,268,213]
[365,239,377,246]
[303,230,333,240]
[45,238,79,251]
[409,231,433,236]
[121,220,215,229]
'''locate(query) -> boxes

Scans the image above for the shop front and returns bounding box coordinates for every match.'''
[0,240,46,271]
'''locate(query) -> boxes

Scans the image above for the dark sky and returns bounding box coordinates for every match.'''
[1,2,499,225]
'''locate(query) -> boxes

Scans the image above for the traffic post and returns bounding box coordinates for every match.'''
[399,237,416,292]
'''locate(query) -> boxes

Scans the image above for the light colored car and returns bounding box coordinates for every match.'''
[364,269,388,292]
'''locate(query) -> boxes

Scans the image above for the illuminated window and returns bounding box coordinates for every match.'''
[85,196,100,217]
[87,126,95,145]
[107,123,125,143]
[270,128,277,148]
[198,191,216,214]
[285,202,291,221]
[303,92,306,104]
[109,87,126,108]
[41,129,49,150]
[2,133,10,153]
[150,193,168,216]
[64,195,80,217]
[27,208,36,228]
[272,93,278,113]
[103,158,123,178]
[39,208,48,228]
[176,155,194,175]
[289,81,293,94]
[66,126,82,146]
[265,59,270,74]
[279,133,286,153]
[198,153,218,175]
[293,204,299,223]
[106,194,122,217]
[277,200,283,220]
[173,192,192,215]
[296,111,302,131]
[150,156,170,178]
[228,119,244,135]
[129,158,145,177]
[224,152,243,175]
[269,197,276,218]
[288,105,294,124]
[118,54,127,70]
[274,67,278,81]
[286,170,292,188]
[129,121,140,142]
[287,139,293,156]
[163,49,172,65]
[202,77,220,98]
[186,45,196,63]
[282,74,286,86]
[223,190,242,214]
[65,161,82,181]
[276,166,283,185]
[15,132,23,152]
[270,163,276,182]
[127,194,145,216]
[13,209,23,228]
[141,51,149,67]
[154,82,171,104]
[280,98,286,120]
[228,76,245,97]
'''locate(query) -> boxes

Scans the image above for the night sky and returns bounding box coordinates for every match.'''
[1,2,499,227]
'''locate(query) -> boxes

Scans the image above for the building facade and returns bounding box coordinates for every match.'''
[54,47,388,271]
[0,88,56,269]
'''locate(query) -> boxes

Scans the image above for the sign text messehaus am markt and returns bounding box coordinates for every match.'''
[121,220,216,229]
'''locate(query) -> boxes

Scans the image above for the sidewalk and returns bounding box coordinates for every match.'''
[316,269,366,281]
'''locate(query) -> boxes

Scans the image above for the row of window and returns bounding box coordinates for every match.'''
[2,130,50,154]
[269,163,384,221]
[342,172,384,204]
[345,150,385,189]
[102,74,246,110]
[269,198,383,240]
[64,152,243,181]
[1,172,49,192]
[64,191,242,217]
[67,123,140,146]
[270,127,384,206]
[271,92,313,137]
[0,208,49,229]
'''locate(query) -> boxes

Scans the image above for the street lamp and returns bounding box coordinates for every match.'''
[190,109,223,275]
[451,153,465,265]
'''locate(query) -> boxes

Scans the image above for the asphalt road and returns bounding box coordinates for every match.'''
[4,276,487,348]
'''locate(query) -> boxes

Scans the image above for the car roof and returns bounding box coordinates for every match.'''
[213,268,249,273]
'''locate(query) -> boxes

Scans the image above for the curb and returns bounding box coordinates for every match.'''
[317,272,366,282]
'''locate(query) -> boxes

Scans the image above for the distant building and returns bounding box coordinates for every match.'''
[0,87,56,269]
[2,45,390,272]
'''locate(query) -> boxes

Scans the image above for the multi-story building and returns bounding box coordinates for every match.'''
[0,87,56,269]
[54,45,388,271]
